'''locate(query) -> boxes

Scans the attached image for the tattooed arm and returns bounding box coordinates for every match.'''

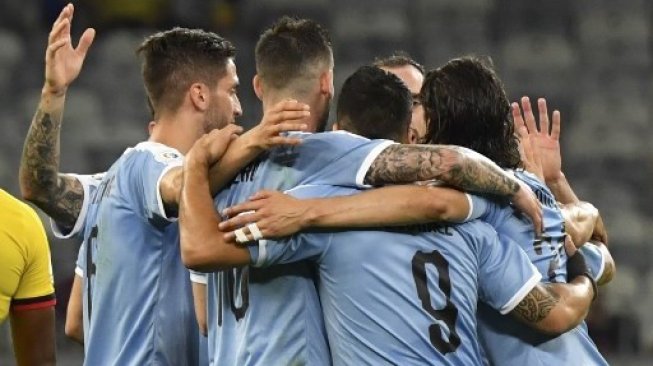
[365,144,543,233]
[19,4,95,229]
[510,277,594,335]
[20,98,83,230]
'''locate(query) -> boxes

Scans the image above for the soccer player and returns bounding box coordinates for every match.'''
[183,17,542,366]
[19,4,307,365]
[373,53,427,144]
[513,96,613,285]
[181,66,596,365]
[0,188,56,365]
[421,56,610,365]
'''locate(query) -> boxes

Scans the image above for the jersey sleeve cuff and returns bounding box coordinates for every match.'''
[11,293,57,312]
[499,268,542,315]
[248,240,268,268]
[579,243,606,281]
[189,271,208,284]
[50,174,91,239]
[74,266,83,277]
[155,162,184,222]
[355,140,396,188]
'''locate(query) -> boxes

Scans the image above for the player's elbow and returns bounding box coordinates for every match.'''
[181,243,229,272]
[535,306,584,336]
[64,319,83,344]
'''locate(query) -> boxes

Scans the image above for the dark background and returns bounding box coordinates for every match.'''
[0,0,650,364]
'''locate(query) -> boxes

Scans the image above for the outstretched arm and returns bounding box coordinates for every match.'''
[158,100,310,212]
[219,185,479,242]
[20,4,95,230]
[364,143,543,233]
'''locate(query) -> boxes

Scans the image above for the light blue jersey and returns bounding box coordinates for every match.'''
[476,170,608,365]
[247,184,541,366]
[204,131,394,365]
[60,142,199,366]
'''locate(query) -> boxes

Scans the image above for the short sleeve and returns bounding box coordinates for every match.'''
[465,194,492,222]
[12,209,56,311]
[51,173,105,240]
[129,142,184,222]
[280,131,395,188]
[189,270,208,285]
[74,243,85,278]
[248,233,329,268]
[477,232,541,315]
[579,242,605,282]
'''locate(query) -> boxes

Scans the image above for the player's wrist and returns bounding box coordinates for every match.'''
[545,172,566,187]
[42,84,68,98]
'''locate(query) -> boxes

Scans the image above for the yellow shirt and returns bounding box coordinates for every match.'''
[0,189,55,322]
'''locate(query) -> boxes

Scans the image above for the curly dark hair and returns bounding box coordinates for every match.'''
[421,56,521,169]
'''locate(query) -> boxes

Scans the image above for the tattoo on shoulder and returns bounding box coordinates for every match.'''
[514,284,560,323]
[364,144,520,197]
[21,108,83,228]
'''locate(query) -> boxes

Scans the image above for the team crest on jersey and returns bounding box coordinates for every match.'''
[162,152,179,159]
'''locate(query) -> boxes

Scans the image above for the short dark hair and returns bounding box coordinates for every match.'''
[255,16,332,90]
[421,56,521,169]
[337,66,412,142]
[373,51,425,75]
[137,27,236,117]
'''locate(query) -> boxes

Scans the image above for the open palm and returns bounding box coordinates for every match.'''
[44,3,95,95]
[514,97,563,182]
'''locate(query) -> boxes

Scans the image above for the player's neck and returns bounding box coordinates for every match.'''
[148,113,199,155]
[263,93,322,133]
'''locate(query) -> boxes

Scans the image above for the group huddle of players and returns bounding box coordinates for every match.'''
[7,2,615,365]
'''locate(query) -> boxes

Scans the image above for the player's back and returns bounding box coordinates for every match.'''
[79,142,199,366]
[206,131,391,365]
[477,170,608,365]
[277,185,541,366]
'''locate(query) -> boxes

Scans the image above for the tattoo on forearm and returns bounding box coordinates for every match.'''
[21,108,83,228]
[514,285,560,323]
[364,145,520,196]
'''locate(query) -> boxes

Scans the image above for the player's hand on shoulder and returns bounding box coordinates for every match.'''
[511,179,543,236]
[219,190,309,243]
[44,3,95,96]
[188,124,244,167]
[247,99,310,150]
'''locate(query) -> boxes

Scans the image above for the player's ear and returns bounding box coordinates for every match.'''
[253,75,263,101]
[189,83,210,112]
[407,124,418,144]
[320,69,334,98]
[332,122,339,131]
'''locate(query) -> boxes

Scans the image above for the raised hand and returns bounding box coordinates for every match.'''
[247,99,310,150]
[513,103,544,181]
[219,190,309,243]
[44,3,95,95]
[188,124,244,167]
[513,97,562,183]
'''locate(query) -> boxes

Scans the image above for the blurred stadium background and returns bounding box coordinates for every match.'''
[0,0,651,364]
